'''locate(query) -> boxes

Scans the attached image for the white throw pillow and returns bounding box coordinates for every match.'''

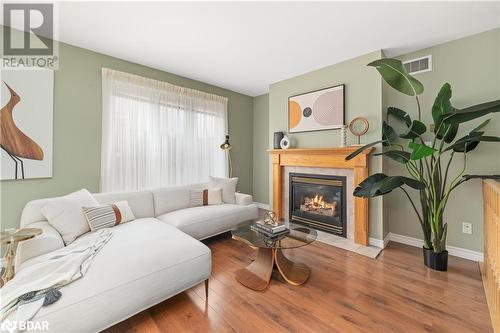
[41,189,99,245]
[207,188,223,205]
[189,188,223,207]
[209,176,238,204]
[83,200,135,231]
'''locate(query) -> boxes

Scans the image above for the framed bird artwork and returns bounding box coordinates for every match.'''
[1,70,54,180]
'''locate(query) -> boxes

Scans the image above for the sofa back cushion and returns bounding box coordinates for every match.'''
[20,190,94,228]
[41,189,99,245]
[21,198,60,227]
[152,182,208,216]
[93,191,154,219]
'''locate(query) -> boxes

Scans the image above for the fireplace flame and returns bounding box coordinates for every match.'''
[302,194,337,216]
[313,194,325,208]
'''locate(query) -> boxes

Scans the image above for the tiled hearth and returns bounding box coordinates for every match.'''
[315,230,382,258]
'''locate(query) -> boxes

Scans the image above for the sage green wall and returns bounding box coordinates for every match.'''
[381,50,390,239]
[252,94,270,204]
[0,39,254,230]
[385,28,500,252]
[268,50,385,240]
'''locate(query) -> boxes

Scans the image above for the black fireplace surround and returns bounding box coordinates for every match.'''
[289,173,347,237]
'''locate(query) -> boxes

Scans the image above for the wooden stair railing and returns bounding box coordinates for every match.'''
[481,180,500,333]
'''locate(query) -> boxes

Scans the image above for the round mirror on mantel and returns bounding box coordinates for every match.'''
[348,117,369,145]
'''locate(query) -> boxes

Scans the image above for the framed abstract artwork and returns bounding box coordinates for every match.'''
[1,69,54,180]
[288,84,345,133]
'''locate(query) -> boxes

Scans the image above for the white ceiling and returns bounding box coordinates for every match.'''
[6,1,500,96]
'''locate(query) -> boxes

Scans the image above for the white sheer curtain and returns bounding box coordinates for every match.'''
[100,68,228,192]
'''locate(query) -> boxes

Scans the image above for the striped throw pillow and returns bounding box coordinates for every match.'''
[189,188,223,207]
[82,201,135,231]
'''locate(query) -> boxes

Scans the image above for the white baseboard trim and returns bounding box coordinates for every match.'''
[254,202,271,210]
[388,232,484,262]
[369,237,384,249]
[383,233,391,248]
[389,233,423,248]
[368,233,391,249]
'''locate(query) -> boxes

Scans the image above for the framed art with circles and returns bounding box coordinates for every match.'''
[288,84,345,133]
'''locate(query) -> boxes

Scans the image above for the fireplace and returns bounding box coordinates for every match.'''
[289,173,347,237]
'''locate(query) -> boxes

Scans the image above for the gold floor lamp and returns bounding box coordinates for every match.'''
[220,135,232,177]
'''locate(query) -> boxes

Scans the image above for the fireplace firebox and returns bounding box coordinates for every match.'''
[289,173,347,237]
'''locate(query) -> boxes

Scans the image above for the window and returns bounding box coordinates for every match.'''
[100,68,228,192]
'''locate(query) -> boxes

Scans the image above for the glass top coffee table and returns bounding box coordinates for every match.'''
[231,220,317,291]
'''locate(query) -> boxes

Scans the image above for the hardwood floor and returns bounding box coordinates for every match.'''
[105,236,492,333]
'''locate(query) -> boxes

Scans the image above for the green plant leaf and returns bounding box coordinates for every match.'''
[370,177,405,196]
[442,122,459,143]
[408,142,437,160]
[462,174,500,180]
[345,140,385,161]
[442,99,500,124]
[400,176,426,190]
[373,150,411,164]
[478,136,500,142]
[445,132,500,153]
[472,119,491,132]
[353,173,424,198]
[387,107,412,126]
[368,58,424,96]
[454,135,500,153]
[353,173,388,197]
[439,224,448,249]
[441,119,489,149]
[431,84,458,142]
[399,120,426,139]
[432,83,453,139]
[444,131,482,152]
[382,121,398,146]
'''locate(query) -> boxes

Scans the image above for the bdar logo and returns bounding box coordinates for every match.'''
[0,319,17,333]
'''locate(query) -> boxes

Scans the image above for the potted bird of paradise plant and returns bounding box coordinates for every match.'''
[346,58,500,271]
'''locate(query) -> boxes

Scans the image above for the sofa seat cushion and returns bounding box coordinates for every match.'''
[156,204,258,240]
[21,218,211,333]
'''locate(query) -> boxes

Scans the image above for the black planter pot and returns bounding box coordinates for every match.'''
[423,247,448,271]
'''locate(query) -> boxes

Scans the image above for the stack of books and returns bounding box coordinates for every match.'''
[251,220,289,238]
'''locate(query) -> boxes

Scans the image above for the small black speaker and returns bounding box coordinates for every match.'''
[273,132,284,149]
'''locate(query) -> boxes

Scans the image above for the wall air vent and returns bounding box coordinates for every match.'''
[403,55,432,75]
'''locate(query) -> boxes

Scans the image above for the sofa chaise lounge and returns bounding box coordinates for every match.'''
[15,182,258,332]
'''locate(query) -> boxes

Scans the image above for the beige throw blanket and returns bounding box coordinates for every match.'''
[0,228,112,331]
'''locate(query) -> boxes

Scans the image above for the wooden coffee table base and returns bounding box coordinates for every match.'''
[235,248,310,291]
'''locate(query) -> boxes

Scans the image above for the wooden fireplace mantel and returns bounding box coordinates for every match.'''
[268,147,374,245]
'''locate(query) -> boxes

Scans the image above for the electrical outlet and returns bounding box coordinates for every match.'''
[462,222,473,235]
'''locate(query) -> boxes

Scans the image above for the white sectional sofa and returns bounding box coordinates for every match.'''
[15,183,258,332]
